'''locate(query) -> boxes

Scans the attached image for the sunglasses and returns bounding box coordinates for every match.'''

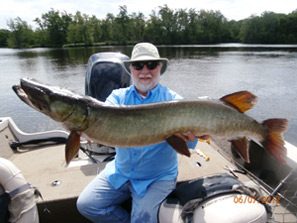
[131,61,160,70]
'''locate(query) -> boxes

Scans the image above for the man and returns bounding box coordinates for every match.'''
[77,42,198,223]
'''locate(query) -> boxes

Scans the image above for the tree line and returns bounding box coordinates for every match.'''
[1,5,297,48]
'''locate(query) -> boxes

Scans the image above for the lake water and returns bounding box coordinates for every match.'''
[0,44,297,146]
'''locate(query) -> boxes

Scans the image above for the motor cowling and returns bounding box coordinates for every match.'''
[85,52,131,101]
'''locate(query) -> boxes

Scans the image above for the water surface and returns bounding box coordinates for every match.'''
[0,44,296,145]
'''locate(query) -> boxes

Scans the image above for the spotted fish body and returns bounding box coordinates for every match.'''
[84,99,264,147]
[13,78,288,164]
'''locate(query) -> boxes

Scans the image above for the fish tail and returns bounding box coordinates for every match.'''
[262,119,288,163]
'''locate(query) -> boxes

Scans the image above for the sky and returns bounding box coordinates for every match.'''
[0,0,296,30]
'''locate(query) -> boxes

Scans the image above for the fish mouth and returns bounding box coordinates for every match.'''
[12,78,52,113]
[12,78,86,124]
[12,84,33,107]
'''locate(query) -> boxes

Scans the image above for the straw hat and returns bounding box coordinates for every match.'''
[123,42,168,75]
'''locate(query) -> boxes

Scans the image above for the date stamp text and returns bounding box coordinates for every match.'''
[233,195,281,204]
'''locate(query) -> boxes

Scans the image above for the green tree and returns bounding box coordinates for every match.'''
[260,12,280,43]
[101,13,114,43]
[239,10,297,44]
[113,5,130,44]
[282,10,297,43]
[89,16,102,43]
[195,10,229,43]
[144,10,164,43]
[158,5,178,44]
[0,29,10,47]
[228,20,242,42]
[7,17,35,48]
[187,8,199,43]
[174,8,191,43]
[35,9,72,46]
[129,12,146,43]
[67,11,93,45]
[239,15,263,43]
[3,6,297,47]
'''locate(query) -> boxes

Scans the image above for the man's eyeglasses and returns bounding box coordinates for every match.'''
[131,61,160,70]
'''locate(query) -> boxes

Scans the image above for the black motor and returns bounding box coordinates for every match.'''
[85,52,131,101]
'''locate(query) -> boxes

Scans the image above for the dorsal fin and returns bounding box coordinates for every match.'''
[220,91,258,113]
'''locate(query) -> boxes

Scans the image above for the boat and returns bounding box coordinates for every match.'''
[0,52,296,223]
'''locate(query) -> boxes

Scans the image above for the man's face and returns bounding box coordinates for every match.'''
[130,61,162,96]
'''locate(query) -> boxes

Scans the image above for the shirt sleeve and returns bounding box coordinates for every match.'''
[105,90,120,105]
[169,89,183,100]
[188,140,198,149]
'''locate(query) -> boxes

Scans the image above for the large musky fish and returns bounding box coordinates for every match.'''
[13,78,288,164]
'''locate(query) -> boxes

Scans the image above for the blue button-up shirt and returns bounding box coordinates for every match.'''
[104,84,197,197]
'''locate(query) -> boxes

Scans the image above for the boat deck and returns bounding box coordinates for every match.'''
[9,140,252,203]
[1,120,296,222]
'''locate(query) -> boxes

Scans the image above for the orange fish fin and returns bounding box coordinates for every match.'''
[220,91,258,113]
[231,137,250,163]
[65,131,81,165]
[166,135,191,157]
[262,119,288,163]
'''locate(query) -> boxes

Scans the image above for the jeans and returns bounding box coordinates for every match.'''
[77,171,176,223]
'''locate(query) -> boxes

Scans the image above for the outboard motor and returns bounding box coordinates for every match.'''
[85,52,131,101]
[83,52,131,162]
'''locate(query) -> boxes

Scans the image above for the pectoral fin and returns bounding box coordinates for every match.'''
[231,137,250,163]
[65,131,81,164]
[166,135,191,157]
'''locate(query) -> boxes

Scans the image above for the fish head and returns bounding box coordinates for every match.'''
[12,78,88,131]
